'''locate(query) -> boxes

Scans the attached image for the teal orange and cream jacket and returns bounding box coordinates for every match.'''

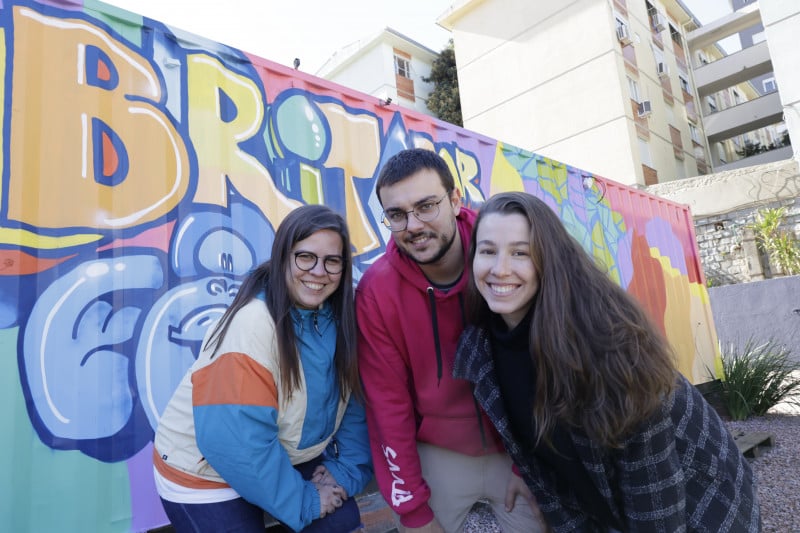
[153,296,372,531]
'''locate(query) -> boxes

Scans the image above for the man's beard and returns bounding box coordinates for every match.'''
[404,224,458,266]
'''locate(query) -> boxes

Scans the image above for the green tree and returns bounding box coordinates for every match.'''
[423,40,462,127]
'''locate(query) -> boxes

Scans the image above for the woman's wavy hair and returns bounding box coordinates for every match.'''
[204,204,360,401]
[466,192,676,448]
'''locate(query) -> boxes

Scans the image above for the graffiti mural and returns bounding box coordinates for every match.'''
[0,1,719,531]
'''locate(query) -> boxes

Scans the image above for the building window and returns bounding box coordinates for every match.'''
[394,55,410,78]
[627,76,640,102]
[763,77,777,93]
[638,137,653,167]
[669,24,682,46]
[732,90,741,105]
[717,143,726,164]
[706,95,718,113]
[665,104,675,124]
[689,123,700,143]
[675,157,686,180]
[645,1,664,32]
[654,48,665,72]
[678,74,690,93]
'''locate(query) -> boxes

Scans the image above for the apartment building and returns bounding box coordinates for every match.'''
[439,0,709,187]
[316,27,438,116]
[686,2,792,171]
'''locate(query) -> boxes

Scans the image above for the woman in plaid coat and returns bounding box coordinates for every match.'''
[454,192,760,532]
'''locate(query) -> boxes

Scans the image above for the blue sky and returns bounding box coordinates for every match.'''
[101,0,732,73]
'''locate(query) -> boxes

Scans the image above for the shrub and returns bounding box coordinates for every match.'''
[710,338,800,420]
[750,207,800,275]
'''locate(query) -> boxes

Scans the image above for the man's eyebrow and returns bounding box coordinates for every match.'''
[413,195,439,205]
[385,195,439,211]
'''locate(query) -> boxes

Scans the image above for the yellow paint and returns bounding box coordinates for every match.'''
[0,228,102,248]
[591,222,621,285]
[439,148,484,203]
[317,103,381,255]
[535,158,568,203]
[649,246,719,384]
[489,143,524,196]
[689,283,724,379]
[413,138,435,151]
[651,248,682,277]
[8,7,190,231]
[299,163,323,205]
[188,53,299,229]
[455,147,484,204]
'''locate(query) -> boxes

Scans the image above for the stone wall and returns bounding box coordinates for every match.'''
[648,159,800,286]
[695,197,800,286]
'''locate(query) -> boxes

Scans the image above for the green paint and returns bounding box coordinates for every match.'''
[275,95,327,161]
[0,328,132,532]
[84,0,145,48]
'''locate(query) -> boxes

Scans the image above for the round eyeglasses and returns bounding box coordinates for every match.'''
[294,252,345,275]
[381,193,449,232]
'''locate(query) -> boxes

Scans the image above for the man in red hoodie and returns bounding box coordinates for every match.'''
[356,149,544,532]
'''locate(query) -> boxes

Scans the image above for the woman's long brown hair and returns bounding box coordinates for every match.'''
[204,204,361,401]
[466,192,676,448]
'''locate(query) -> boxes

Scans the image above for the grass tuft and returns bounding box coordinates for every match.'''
[710,338,800,420]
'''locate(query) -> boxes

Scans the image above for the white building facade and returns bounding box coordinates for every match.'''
[316,27,439,116]
[439,0,709,187]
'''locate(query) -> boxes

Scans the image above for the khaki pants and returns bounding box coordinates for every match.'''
[399,442,546,533]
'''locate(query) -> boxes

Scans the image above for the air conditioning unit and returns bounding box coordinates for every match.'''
[637,100,652,117]
[652,13,666,32]
[657,62,669,78]
[616,24,632,45]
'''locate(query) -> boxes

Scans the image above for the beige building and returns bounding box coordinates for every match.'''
[439,0,710,187]
[316,27,439,116]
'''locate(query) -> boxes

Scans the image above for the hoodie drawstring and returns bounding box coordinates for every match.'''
[427,287,443,386]
[429,288,487,448]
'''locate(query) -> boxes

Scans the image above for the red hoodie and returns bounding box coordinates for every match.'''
[356,207,504,528]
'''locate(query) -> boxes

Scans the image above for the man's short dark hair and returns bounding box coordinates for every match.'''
[375,148,456,205]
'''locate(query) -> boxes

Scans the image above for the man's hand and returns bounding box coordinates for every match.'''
[505,470,536,513]
[317,483,347,518]
[403,518,445,533]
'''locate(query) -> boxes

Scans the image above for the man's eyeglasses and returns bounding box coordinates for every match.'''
[293,252,345,275]
[381,193,450,232]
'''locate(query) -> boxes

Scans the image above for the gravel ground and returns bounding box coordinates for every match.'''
[727,401,800,532]
[463,400,800,532]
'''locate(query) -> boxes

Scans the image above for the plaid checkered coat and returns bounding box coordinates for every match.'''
[455,324,761,532]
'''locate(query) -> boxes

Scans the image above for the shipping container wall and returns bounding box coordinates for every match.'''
[0,1,720,531]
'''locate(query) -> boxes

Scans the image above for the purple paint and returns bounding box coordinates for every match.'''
[33,0,83,10]
[128,442,169,531]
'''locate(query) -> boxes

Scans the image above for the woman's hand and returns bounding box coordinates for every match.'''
[312,465,349,498]
[317,483,348,518]
[505,470,536,513]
